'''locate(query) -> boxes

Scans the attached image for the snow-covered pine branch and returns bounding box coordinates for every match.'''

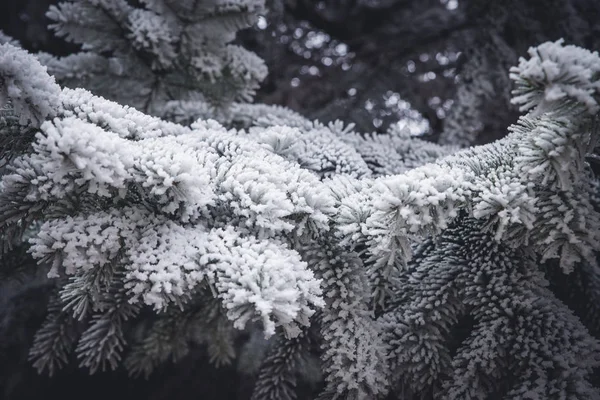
[39,0,268,119]
[0,43,61,126]
[1,35,600,400]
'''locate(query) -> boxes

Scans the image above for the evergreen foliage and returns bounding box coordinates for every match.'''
[1,5,600,400]
[39,0,268,120]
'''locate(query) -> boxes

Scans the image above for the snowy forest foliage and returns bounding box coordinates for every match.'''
[1,1,600,400]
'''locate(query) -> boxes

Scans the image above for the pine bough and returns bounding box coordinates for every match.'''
[1,26,600,400]
[38,0,268,120]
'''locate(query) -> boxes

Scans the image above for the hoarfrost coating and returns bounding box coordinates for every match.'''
[1,13,600,400]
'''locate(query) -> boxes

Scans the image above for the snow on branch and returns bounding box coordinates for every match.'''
[1,38,600,399]
[0,43,61,126]
[510,39,600,115]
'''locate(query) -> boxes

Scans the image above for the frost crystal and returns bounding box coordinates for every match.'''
[1,34,600,400]
[0,43,61,125]
[511,39,600,115]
